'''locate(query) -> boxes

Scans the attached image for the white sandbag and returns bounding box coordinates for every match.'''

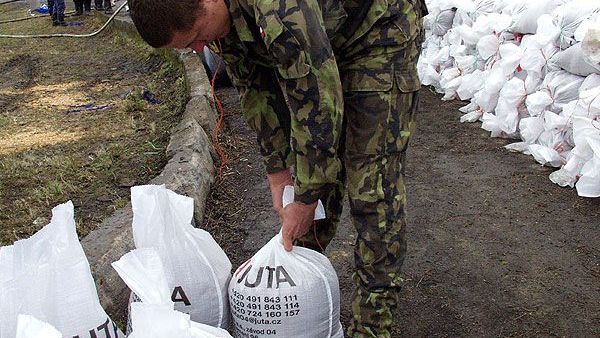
[582,27,600,71]
[528,144,563,167]
[519,116,545,144]
[544,111,570,130]
[417,60,441,89]
[526,91,554,116]
[477,34,500,60]
[576,137,600,197]
[510,0,566,35]
[505,141,531,153]
[113,249,232,338]
[495,77,528,133]
[472,0,496,19]
[440,68,462,100]
[131,185,232,328]
[430,45,451,68]
[574,13,600,42]
[549,43,600,76]
[521,36,559,91]
[528,71,586,114]
[460,110,484,123]
[452,8,473,27]
[454,24,482,46]
[552,0,600,50]
[456,70,485,100]
[430,9,457,36]
[481,112,505,137]
[455,54,482,74]
[229,234,343,338]
[15,315,61,338]
[112,248,171,305]
[532,14,561,47]
[498,43,524,75]
[128,303,233,338]
[0,202,124,338]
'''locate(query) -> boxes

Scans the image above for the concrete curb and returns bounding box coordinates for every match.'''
[81,16,218,321]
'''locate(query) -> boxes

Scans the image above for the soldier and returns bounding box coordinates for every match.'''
[128,0,426,336]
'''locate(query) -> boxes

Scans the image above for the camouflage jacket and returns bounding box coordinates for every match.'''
[217,0,424,204]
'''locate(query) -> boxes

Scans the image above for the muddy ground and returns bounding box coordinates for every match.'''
[204,87,599,337]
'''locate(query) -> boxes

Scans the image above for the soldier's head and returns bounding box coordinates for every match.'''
[128,0,230,51]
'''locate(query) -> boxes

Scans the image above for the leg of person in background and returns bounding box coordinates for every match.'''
[94,0,103,11]
[72,0,83,16]
[52,0,67,26]
[47,0,54,20]
[103,0,112,14]
[83,0,91,15]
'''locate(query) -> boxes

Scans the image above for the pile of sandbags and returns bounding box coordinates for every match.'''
[419,0,600,197]
[2,186,342,337]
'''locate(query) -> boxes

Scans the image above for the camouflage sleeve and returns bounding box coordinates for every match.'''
[224,57,293,174]
[254,0,344,205]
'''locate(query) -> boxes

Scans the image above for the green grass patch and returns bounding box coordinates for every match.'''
[0,3,190,245]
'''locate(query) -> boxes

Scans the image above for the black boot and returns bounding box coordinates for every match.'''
[73,0,83,16]
[58,14,68,26]
[52,12,59,25]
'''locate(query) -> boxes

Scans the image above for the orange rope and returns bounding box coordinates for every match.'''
[313,220,325,253]
[210,40,228,178]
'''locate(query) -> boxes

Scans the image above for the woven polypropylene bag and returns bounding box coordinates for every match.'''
[229,234,343,338]
[130,185,232,328]
[0,202,124,338]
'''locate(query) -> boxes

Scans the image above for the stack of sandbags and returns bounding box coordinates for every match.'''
[419,0,600,197]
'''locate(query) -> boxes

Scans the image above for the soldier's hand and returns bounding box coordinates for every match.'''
[266,168,293,217]
[280,201,317,252]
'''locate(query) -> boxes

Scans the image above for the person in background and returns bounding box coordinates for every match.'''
[94,0,112,14]
[51,0,66,26]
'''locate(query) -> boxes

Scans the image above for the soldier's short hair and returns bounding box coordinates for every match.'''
[128,0,204,48]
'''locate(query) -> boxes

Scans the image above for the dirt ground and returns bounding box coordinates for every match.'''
[0,1,186,244]
[204,87,599,337]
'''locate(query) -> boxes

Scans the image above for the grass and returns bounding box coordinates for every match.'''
[0,4,190,245]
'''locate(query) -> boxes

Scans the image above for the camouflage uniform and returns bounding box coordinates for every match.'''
[217,0,425,336]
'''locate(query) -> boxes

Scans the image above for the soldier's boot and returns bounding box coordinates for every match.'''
[348,285,399,338]
[51,12,59,25]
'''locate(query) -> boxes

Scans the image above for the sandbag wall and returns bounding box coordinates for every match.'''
[419,0,600,197]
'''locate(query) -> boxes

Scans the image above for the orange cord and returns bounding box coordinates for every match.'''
[210,39,228,178]
[313,220,325,253]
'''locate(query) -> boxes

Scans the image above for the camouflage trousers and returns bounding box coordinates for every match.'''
[296,14,423,338]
